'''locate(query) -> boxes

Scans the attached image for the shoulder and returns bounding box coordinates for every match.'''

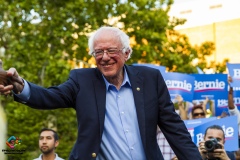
[127,64,159,71]
[70,68,96,74]
[126,65,164,82]
[33,154,42,160]
[55,153,65,160]
[126,65,162,76]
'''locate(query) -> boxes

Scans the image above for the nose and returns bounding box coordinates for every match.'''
[41,138,47,143]
[102,51,110,60]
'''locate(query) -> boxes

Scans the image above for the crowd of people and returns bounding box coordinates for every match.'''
[158,76,239,160]
[0,26,239,160]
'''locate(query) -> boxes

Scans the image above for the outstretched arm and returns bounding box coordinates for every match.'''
[228,76,235,110]
[0,60,24,95]
[228,77,240,127]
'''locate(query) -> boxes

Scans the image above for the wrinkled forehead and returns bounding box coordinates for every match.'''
[94,32,121,48]
[96,28,116,35]
[96,29,119,39]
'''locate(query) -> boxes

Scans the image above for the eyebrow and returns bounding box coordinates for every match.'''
[207,136,222,140]
[39,136,53,139]
[96,47,118,49]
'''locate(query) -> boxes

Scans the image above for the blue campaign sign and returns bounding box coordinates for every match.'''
[233,89,240,110]
[214,96,231,117]
[235,92,240,109]
[227,63,240,87]
[193,116,238,151]
[192,74,228,116]
[219,87,240,112]
[162,72,195,102]
[184,117,217,141]
[132,63,166,74]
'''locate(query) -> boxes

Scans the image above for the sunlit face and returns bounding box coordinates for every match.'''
[192,108,206,119]
[93,30,129,80]
[204,128,225,144]
[39,131,58,154]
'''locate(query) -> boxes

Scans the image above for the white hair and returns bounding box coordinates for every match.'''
[88,26,133,60]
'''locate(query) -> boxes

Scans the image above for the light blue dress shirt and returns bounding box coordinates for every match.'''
[15,79,30,102]
[97,69,146,160]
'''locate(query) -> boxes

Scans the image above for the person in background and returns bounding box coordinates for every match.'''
[228,76,240,133]
[227,76,240,160]
[198,125,235,160]
[34,128,64,160]
[191,104,206,119]
[0,26,202,160]
[191,96,213,119]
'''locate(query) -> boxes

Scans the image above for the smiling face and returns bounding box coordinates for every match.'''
[39,130,59,154]
[93,29,130,85]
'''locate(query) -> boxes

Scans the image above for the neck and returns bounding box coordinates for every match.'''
[42,153,56,160]
[106,69,124,90]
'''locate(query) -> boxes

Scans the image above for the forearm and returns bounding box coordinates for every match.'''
[228,87,235,109]
[178,103,188,120]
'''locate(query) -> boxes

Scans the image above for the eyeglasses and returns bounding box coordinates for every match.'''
[92,48,125,58]
[193,112,205,117]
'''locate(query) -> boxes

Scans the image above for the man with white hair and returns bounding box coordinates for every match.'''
[0,26,202,160]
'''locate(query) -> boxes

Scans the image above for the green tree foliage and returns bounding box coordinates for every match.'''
[162,30,220,73]
[104,0,226,73]
[0,0,226,159]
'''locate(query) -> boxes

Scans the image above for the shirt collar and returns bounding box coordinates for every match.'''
[102,67,131,90]
[38,153,60,160]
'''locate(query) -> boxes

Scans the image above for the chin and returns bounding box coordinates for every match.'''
[101,69,116,77]
[103,73,116,79]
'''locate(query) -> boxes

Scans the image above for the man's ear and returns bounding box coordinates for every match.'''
[54,140,59,148]
[124,48,130,60]
[223,138,225,144]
